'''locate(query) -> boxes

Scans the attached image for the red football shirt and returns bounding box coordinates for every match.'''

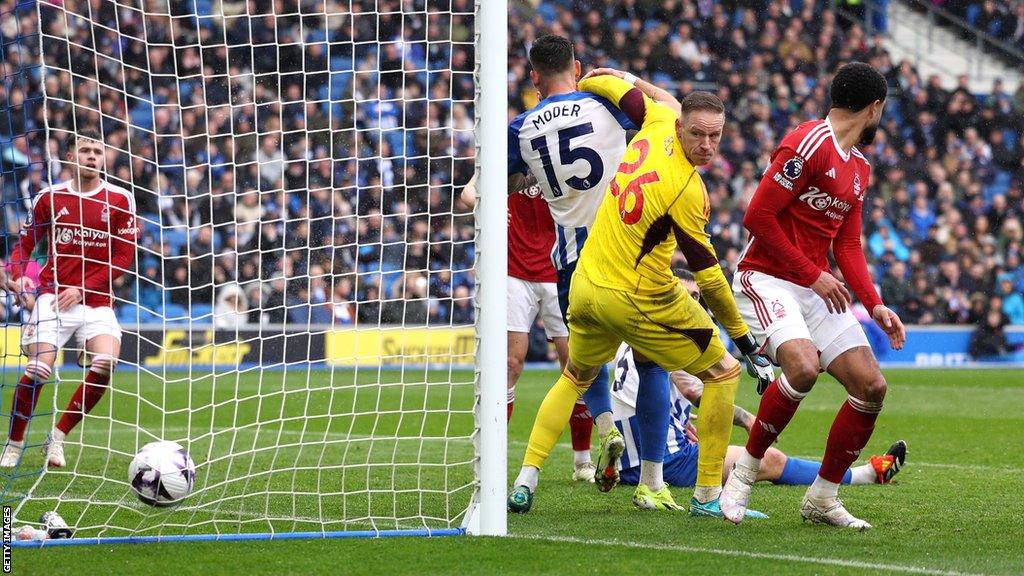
[9,179,139,307]
[508,187,557,283]
[739,119,883,310]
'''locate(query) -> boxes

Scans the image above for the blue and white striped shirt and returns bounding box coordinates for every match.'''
[508,91,636,270]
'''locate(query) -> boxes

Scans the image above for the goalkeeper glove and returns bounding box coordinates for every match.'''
[735,333,775,395]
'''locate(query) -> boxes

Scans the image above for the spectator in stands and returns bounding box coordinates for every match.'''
[969,306,1012,359]
[999,273,1024,324]
[215,284,250,331]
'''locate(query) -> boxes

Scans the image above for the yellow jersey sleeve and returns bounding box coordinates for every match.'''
[577,76,677,128]
[666,174,750,340]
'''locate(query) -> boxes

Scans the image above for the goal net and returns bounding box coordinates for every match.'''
[0,0,502,541]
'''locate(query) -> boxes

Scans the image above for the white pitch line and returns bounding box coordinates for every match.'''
[516,534,992,576]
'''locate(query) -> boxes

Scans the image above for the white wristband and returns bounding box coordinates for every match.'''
[622,72,638,85]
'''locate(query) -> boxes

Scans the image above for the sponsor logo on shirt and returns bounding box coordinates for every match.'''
[798,187,852,219]
[117,216,139,237]
[54,206,71,221]
[825,167,836,179]
[55,226,108,245]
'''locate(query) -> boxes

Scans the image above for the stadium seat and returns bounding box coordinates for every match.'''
[163,304,189,324]
[190,304,214,323]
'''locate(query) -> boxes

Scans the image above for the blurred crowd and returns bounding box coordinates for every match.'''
[0,0,1022,348]
[0,0,476,328]
[933,0,1024,53]
[509,0,1024,365]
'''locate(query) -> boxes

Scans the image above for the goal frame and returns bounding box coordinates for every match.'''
[8,0,508,546]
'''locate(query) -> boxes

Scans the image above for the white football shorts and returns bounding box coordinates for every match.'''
[507,276,568,338]
[733,269,868,370]
[21,293,123,355]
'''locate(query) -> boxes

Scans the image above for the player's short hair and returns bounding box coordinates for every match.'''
[680,91,725,116]
[829,62,888,112]
[529,35,574,76]
[672,266,695,282]
[73,129,103,148]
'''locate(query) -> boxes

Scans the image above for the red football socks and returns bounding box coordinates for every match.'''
[9,374,42,443]
[818,396,882,483]
[569,401,592,451]
[56,369,111,435]
[745,375,805,459]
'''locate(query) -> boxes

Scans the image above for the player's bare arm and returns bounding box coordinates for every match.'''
[460,174,477,209]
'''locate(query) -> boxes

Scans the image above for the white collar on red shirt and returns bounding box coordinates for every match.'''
[824,117,851,163]
[60,179,106,197]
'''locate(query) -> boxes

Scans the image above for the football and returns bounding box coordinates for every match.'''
[128,441,196,507]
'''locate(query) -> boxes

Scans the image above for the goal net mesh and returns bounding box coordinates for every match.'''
[0,0,479,538]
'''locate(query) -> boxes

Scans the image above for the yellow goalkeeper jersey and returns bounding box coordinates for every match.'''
[575,75,749,340]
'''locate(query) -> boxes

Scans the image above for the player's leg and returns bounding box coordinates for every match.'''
[722,272,819,522]
[622,286,730,513]
[507,332,529,421]
[689,353,771,517]
[633,435,696,510]
[45,334,120,468]
[505,276,540,421]
[554,265,605,476]
[509,357,605,512]
[628,347,672,491]
[725,441,906,486]
[509,272,620,512]
[541,278,596,481]
[1,344,58,467]
[802,334,886,529]
[727,446,849,485]
[46,305,123,468]
[2,293,67,468]
[551,336,568,369]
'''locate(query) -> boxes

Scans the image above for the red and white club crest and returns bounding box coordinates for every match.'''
[853,173,863,200]
[100,207,110,223]
[771,300,786,319]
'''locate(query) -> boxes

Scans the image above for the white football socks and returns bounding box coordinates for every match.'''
[807,475,840,501]
[573,450,592,466]
[639,460,663,492]
[849,464,876,485]
[735,450,762,481]
[594,412,614,437]
[514,466,539,492]
[692,485,721,504]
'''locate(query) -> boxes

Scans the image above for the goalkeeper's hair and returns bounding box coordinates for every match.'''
[529,34,574,76]
[680,91,725,115]
[829,62,888,112]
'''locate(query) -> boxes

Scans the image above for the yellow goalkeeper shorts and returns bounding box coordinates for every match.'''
[566,267,725,375]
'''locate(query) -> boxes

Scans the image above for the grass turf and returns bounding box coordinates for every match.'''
[10,368,1024,575]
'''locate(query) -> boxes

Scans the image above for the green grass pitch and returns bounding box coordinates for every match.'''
[11,368,1024,575]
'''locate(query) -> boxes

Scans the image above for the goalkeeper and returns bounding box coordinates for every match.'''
[510,71,773,517]
[1,130,138,469]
